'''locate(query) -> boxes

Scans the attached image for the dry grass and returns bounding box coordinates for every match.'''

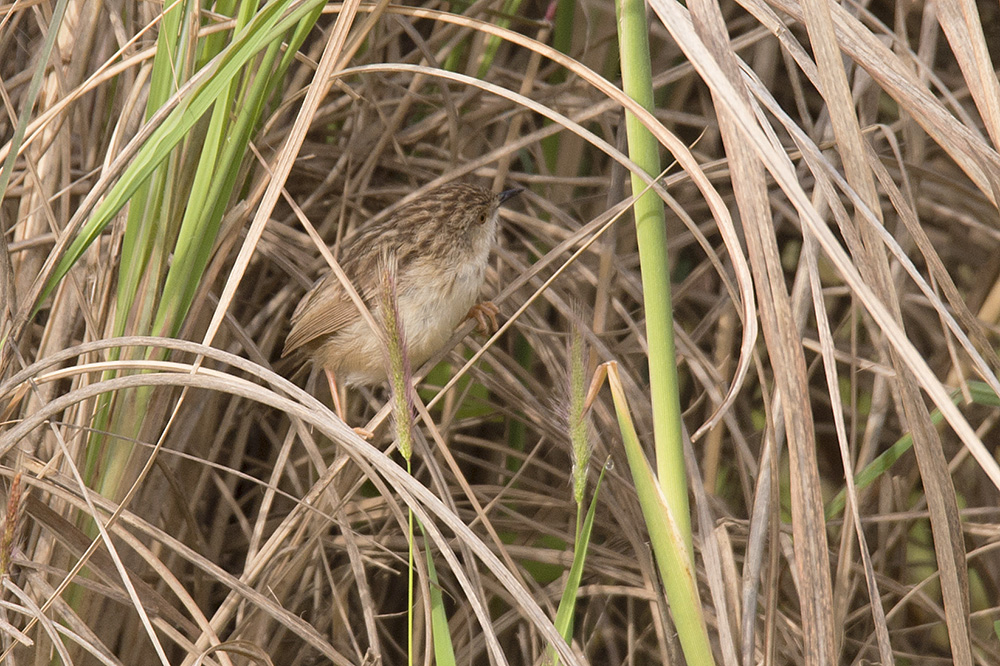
[2,0,1000,664]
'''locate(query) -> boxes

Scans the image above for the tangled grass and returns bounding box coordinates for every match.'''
[2,1,1000,664]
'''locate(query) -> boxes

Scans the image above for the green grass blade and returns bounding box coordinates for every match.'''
[36,0,323,311]
[826,381,1000,519]
[550,463,607,665]
[606,362,716,666]
[77,0,325,498]
[0,0,71,205]
[421,524,457,666]
[476,0,524,78]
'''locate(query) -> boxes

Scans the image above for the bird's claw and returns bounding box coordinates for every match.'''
[466,301,500,335]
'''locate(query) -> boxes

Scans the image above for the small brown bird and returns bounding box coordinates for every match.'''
[282,182,522,426]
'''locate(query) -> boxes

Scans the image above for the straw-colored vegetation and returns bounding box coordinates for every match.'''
[2,0,1000,664]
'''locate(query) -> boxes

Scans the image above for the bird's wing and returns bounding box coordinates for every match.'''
[281,274,363,357]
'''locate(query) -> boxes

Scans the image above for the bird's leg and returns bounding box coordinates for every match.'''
[465,301,500,335]
[324,368,346,420]
[324,368,373,440]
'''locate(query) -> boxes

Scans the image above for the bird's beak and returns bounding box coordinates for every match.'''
[498,187,524,204]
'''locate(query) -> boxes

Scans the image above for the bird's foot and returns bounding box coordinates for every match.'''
[466,301,500,335]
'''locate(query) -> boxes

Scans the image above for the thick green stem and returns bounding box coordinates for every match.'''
[616,0,690,545]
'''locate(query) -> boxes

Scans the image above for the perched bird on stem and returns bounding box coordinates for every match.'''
[282,182,522,434]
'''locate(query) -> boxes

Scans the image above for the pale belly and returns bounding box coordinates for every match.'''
[315,260,486,385]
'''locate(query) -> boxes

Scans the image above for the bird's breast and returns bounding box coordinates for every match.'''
[396,258,487,365]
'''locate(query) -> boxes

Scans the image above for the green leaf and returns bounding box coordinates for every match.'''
[606,362,716,666]
[550,464,607,665]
